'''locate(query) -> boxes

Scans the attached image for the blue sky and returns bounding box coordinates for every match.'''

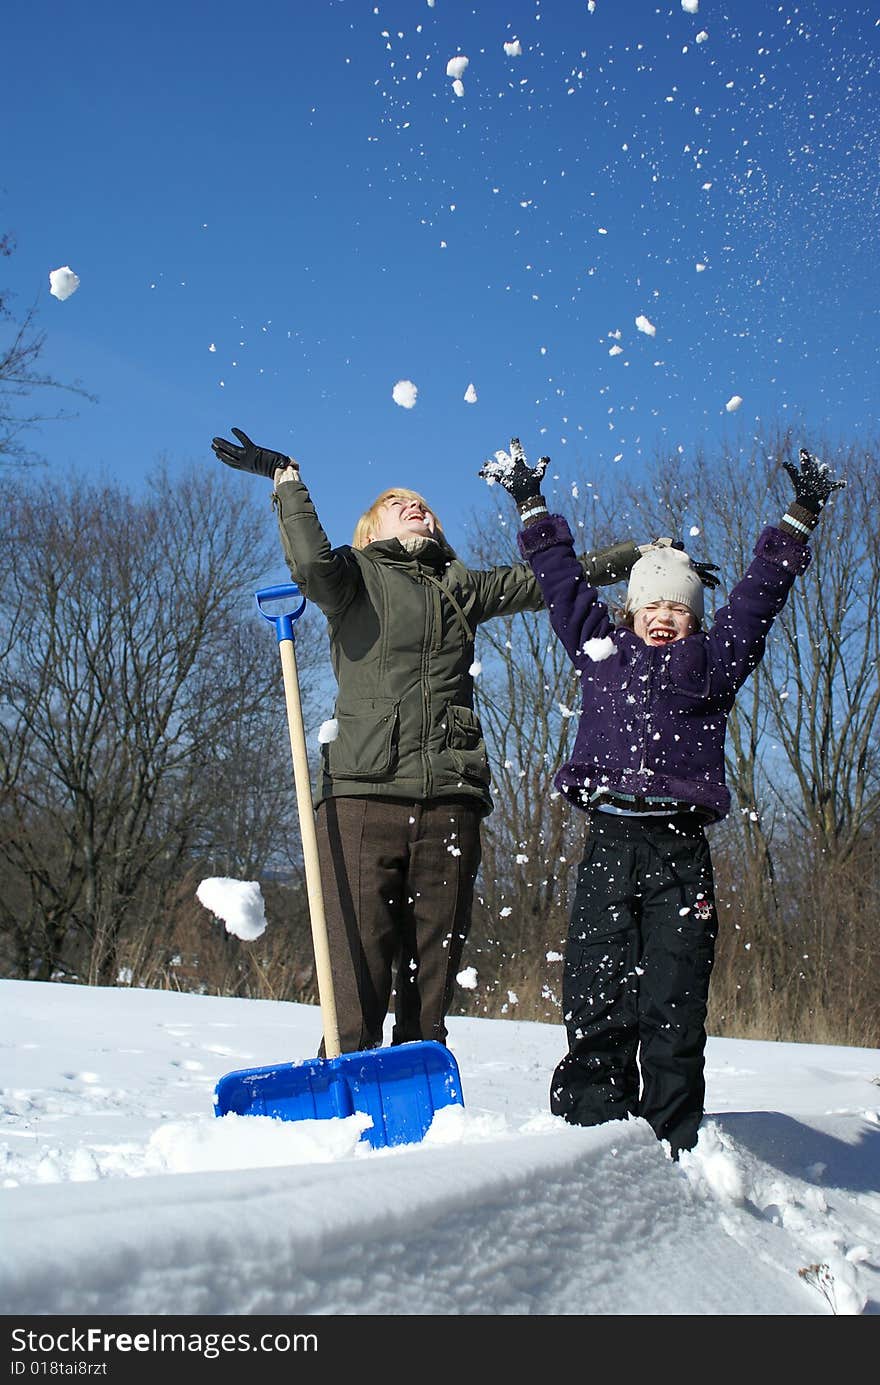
[4,0,878,556]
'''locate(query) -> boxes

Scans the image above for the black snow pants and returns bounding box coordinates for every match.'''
[550,810,717,1157]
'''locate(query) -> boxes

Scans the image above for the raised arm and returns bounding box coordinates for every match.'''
[701,447,846,689]
[211,426,360,618]
[478,438,615,660]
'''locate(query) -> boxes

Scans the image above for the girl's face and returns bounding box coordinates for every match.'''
[369,495,436,543]
[633,600,696,646]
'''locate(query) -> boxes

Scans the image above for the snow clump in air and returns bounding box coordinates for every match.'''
[49,266,80,301]
[392,379,418,409]
[681,0,699,13]
[447,55,468,96]
[456,966,478,990]
[503,40,522,57]
[464,382,478,403]
[196,878,267,941]
[583,636,616,662]
[635,314,656,337]
[318,719,338,744]
[481,449,514,484]
[725,395,743,412]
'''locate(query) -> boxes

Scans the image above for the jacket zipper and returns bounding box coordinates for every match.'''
[421,574,433,798]
[637,647,660,778]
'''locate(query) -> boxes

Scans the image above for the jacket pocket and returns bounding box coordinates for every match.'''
[325,698,400,779]
[445,704,491,785]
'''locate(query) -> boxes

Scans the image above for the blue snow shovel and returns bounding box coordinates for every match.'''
[213,583,465,1148]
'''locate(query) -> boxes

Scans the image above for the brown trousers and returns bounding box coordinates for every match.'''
[314,796,482,1052]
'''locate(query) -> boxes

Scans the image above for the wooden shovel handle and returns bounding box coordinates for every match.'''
[278,637,341,1060]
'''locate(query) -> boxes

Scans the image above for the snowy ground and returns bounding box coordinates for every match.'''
[1,980,878,1317]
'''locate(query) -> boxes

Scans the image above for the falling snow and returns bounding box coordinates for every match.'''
[48,266,80,301]
[392,379,418,409]
[195,877,267,942]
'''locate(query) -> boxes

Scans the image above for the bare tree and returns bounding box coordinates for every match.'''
[0,466,325,987]
[0,234,95,466]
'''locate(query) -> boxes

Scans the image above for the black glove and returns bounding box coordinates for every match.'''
[782,447,846,515]
[211,427,292,479]
[478,438,549,507]
[670,540,722,590]
[693,560,721,590]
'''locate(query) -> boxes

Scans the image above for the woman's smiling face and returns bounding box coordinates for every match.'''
[368,495,436,543]
[633,600,697,646]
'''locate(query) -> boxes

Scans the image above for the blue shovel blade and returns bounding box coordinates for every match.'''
[213,1040,464,1149]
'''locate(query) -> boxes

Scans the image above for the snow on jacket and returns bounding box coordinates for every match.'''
[274,475,642,815]
[517,513,812,822]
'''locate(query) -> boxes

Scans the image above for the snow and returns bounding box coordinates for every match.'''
[48,266,79,301]
[1,977,877,1316]
[317,717,338,743]
[635,314,656,336]
[464,382,478,403]
[582,635,616,661]
[446,56,469,81]
[391,379,418,408]
[481,445,516,484]
[503,40,522,58]
[195,878,266,942]
[682,0,700,14]
[726,394,744,412]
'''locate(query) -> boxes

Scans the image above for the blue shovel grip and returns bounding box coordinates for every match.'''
[256,583,307,642]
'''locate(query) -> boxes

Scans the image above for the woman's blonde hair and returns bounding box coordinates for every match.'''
[352,487,442,550]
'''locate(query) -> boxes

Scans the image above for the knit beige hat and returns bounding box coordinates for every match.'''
[626,547,704,619]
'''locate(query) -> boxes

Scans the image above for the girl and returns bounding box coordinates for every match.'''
[481,440,844,1156]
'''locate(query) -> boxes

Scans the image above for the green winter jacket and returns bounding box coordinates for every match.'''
[274,475,641,816]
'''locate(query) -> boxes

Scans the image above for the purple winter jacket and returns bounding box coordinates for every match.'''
[517,515,812,823]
